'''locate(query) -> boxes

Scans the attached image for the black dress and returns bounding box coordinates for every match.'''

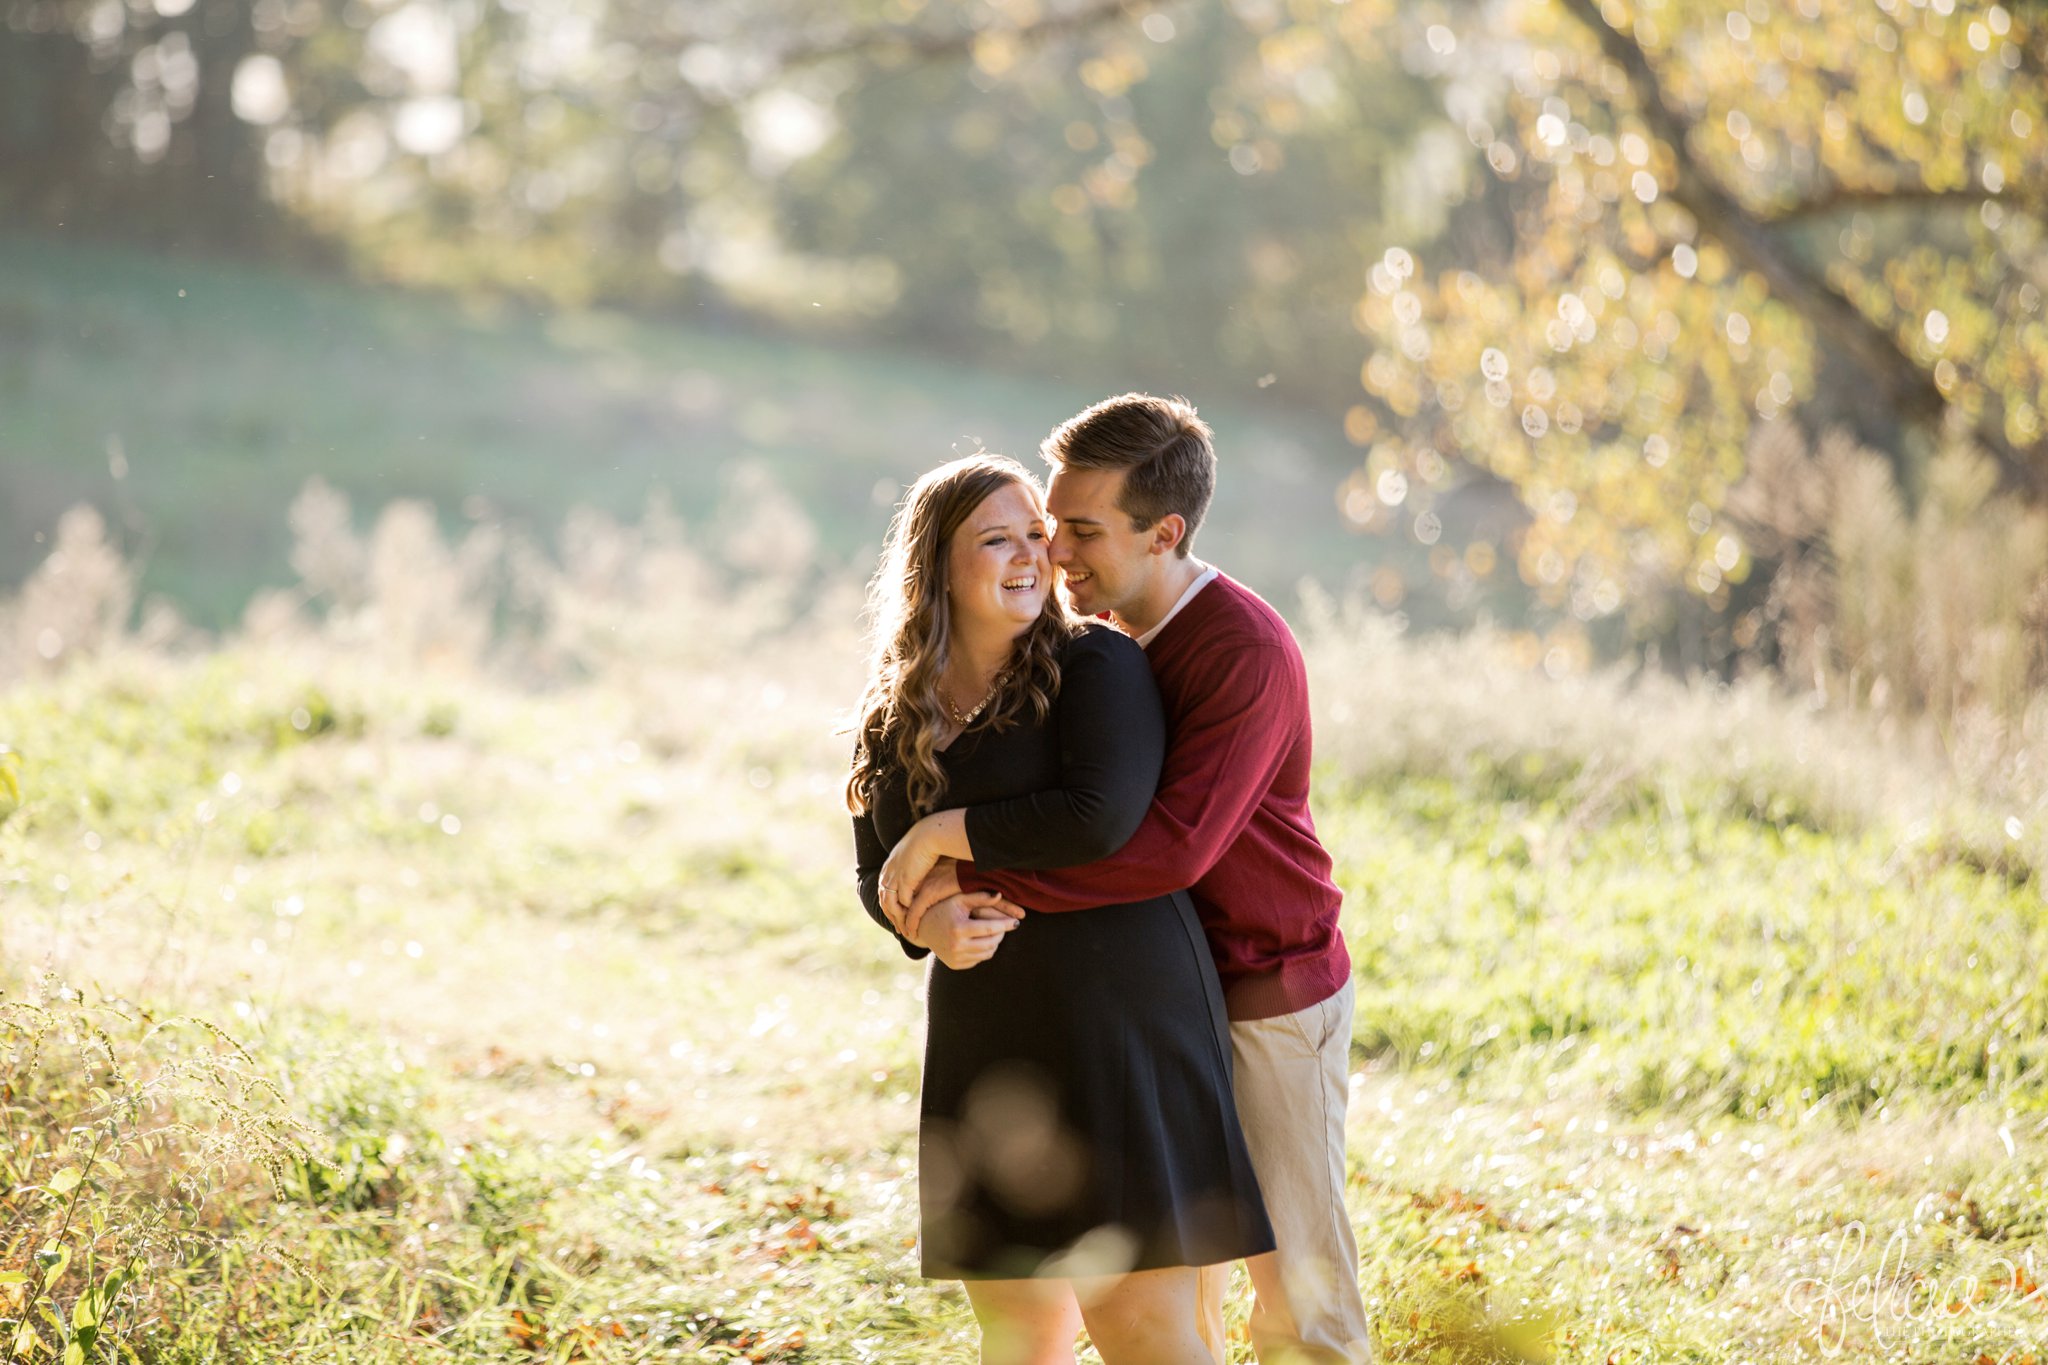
[853,625,1274,1280]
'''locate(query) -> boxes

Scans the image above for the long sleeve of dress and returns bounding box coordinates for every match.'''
[959,630,1299,912]
[854,805,930,960]
[961,627,1166,871]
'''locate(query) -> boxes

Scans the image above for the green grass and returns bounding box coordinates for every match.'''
[3,595,2046,1361]
[1327,777,2048,1119]
[6,237,2048,1356]
[0,233,1384,629]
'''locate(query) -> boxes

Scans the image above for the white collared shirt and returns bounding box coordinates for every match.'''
[1135,562,1218,650]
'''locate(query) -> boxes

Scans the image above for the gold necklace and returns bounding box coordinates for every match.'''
[942,668,1008,727]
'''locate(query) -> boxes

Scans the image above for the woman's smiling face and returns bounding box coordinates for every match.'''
[946,480,1051,635]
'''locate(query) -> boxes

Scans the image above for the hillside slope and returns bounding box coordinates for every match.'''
[1,234,1381,626]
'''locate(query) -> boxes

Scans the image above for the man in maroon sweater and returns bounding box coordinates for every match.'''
[906,394,1372,1362]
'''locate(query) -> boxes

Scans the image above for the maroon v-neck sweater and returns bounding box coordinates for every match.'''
[961,572,1351,1022]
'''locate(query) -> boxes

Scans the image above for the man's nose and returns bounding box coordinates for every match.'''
[1048,530,1076,565]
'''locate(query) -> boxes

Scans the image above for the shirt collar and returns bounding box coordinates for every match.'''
[1135,563,1218,650]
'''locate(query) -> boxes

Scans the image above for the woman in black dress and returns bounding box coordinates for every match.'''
[847,455,1271,1364]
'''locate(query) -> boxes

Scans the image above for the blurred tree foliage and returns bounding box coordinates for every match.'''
[2,0,2042,635]
[1330,0,2046,628]
[772,5,1443,407]
[0,0,271,250]
[0,1,1441,399]
[0,0,1476,655]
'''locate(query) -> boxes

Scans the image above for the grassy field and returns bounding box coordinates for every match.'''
[3,237,2045,1363]
[3,513,2047,1363]
[0,233,1400,630]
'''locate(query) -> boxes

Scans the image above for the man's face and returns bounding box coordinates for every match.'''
[1046,466,1162,620]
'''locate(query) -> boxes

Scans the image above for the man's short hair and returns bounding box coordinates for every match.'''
[1042,393,1215,558]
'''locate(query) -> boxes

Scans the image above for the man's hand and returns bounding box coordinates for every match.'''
[900,858,962,937]
[904,858,1023,942]
[910,893,1020,970]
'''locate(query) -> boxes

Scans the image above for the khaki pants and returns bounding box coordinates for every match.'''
[1196,979,1372,1363]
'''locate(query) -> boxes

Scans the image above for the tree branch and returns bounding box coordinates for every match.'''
[1760,185,2015,226]
[1551,0,2045,498]
[658,1,1137,104]
[772,0,1134,69]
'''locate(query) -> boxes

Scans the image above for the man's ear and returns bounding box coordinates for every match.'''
[1148,514,1188,557]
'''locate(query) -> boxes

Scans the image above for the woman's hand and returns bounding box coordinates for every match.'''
[909,892,1020,970]
[879,809,968,924]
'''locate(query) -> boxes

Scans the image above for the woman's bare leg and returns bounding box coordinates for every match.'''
[1075,1266,1220,1365]
[964,1278,1085,1365]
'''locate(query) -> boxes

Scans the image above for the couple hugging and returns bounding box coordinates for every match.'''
[848,393,1371,1364]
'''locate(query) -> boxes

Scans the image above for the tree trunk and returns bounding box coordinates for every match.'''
[0,27,124,229]
[168,0,268,251]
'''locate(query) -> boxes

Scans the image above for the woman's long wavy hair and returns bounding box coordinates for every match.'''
[846,455,1074,817]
